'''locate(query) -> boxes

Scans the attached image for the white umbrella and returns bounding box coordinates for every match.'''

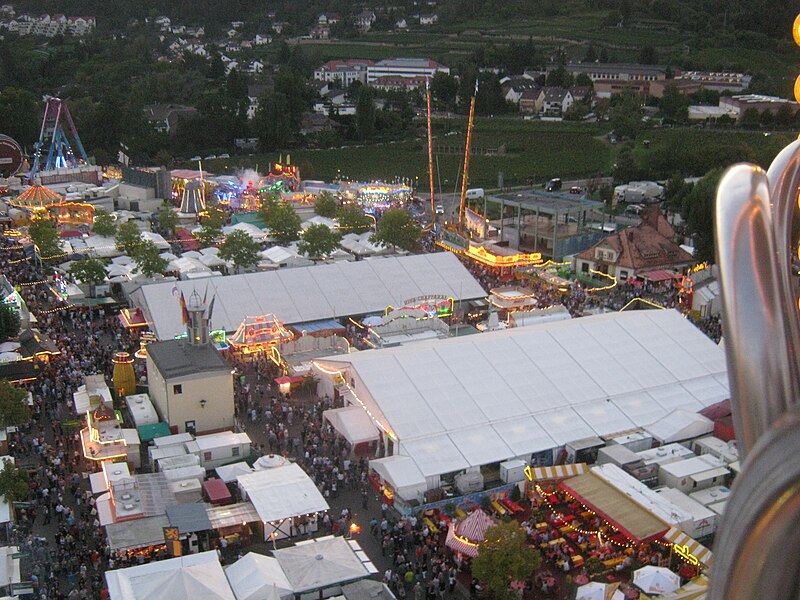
[362,315,383,327]
[633,565,680,595]
[576,581,607,600]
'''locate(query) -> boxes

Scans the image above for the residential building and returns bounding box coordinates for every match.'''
[314,60,374,87]
[566,62,667,98]
[146,294,234,436]
[355,10,376,32]
[574,208,694,280]
[500,76,540,104]
[300,113,340,136]
[419,14,438,25]
[542,87,574,116]
[366,58,450,84]
[143,104,198,134]
[254,33,272,45]
[519,89,545,114]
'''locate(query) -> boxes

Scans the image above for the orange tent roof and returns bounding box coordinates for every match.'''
[12,184,62,208]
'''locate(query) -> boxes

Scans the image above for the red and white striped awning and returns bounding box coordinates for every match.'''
[663,527,713,567]
[458,509,495,541]
[445,523,480,558]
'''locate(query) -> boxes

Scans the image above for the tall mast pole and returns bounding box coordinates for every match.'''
[458,81,478,234]
[426,79,436,227]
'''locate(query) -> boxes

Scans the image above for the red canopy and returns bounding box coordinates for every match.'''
[203,478,233,506]
[641,269,678,283]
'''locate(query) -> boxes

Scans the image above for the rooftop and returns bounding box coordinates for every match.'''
[488,189,602,213]
[147,339,230,379]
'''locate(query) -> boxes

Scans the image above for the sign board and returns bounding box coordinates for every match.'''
[11,582,35,594]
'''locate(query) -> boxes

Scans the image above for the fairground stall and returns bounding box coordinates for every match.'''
[236,463,329,541]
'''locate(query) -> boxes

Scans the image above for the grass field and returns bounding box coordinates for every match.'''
[207,119,612,189]
[631,128,795,178]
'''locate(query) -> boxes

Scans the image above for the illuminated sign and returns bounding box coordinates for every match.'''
[386,296,454,319]
[466,245,543,267]
[524,465,533,481]
[674,544,700,566]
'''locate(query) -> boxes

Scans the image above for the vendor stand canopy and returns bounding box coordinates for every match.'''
[445,509,495,558]
[633,565,681,595]
[237,463,328,524]
[273,536,370,594]
[368,455,426,500]
[323,406,380,445]
[657,574,709,600]
[315,310,728,480]
[561,470,669,543]
[132,252,485,339]
[105,550,235,600]
[106,515,171,551]
[224,552,293,600]
[662,527,713,567]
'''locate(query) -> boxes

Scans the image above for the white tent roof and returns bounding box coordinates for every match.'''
[645,409,714,443]
[237,463,329,523]
[223,222,268,242]
[368,455,425,492]
[273,536,369,594]
[134,252,485,339]
[315,310,728,478]
[225,553,293,600]
[301,215,339,230]
[141,231,171,250]
[105,551,234,600]
[167,257,211,275]
[323,406,379,445]
[216,461,254,483]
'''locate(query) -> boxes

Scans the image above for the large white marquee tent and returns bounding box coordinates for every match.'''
[131,252,486,339]
[313,310,729,488]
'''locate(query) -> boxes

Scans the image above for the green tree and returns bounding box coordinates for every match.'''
[740,107,761,129]
[194,222,223,248]
[257,192,281,227]
[336,204,373,234]
[0,87,39,147]
[638,45,658,65]
[314,191,338,218]
[68,258,107,295]
[218,230,262,273]
[685,168,723,264]
[115,220,144,256]
[430,71,459,112]
[267,202,302,245]
[254,90,293,150]
[132,240,168,278]
[659,86,690,124]
[473,521,541,600]
[0,306,20,343]
[614,144,641,183]
[0,380,31,428]
[610,92,643,139]
[0,460,29,504]
[371,208,420,251]
[28,215,61,259]
[156,204,179,237]
[298,223,342,260]
[92,209,117,237]
[665,173,693,215]
[356,87,377,141]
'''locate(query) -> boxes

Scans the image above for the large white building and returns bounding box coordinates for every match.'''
[366,58,450,84]
[313,60,374,87]
[312,310,728,500]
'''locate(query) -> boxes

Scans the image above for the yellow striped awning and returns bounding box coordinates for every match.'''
[663,527,713,567]
[527,463,588,481]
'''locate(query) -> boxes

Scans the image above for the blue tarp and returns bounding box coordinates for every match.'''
[290,319,345,334]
